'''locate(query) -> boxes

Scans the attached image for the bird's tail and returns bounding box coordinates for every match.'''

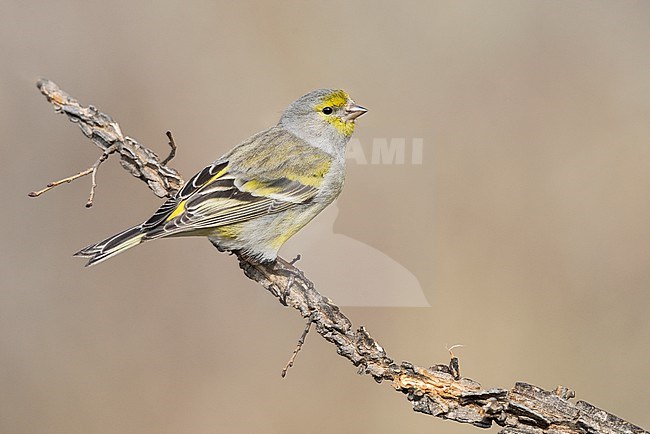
[74,225,146,267]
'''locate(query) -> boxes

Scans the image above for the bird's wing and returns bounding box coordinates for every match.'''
[141,159,231,230]
[141,132,332,237]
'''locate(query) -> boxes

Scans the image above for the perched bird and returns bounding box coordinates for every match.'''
[75,89,367,266]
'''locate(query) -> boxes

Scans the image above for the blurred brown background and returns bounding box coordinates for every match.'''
[1,1,649,433]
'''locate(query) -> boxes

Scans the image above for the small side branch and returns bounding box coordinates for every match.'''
[32,79,183,200]
[33,80,649,434]
[282,318,312,378]
[162,131,177,165]
[29,167,94,198]
[29,144,117,207]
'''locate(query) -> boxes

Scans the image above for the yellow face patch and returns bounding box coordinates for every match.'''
[315,90,349,111]
[314,90,355,137]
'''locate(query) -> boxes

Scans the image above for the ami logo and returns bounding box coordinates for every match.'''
[346,138,424,165]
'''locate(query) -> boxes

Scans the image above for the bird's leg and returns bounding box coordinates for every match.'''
[210,239,227,252]
[227,249,304,306]
[274,255,305,306]
[230,249,290,304]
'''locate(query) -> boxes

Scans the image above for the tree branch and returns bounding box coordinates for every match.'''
[32,79,183,202]
[32,79,648,434]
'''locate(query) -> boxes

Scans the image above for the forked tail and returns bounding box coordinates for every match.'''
[74,225,146,267]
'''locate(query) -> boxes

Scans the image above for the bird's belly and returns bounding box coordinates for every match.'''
[208,203,326,262]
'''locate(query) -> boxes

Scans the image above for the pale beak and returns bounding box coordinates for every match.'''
[343,101,368,121]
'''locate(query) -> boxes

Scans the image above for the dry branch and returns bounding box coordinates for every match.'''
[32,79,648,434]
[32,79,183,203]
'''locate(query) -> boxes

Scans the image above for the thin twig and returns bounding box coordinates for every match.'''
[28,144,117,207]
[289,254,301,265]
[446,344,463,380]
[282,318,312,378]
[28,168,93,197]
[162,130,177,165]
[85,145,117,207]
[34,79,183,198]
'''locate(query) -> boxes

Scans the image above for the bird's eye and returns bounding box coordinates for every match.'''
[321,106,333,115]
